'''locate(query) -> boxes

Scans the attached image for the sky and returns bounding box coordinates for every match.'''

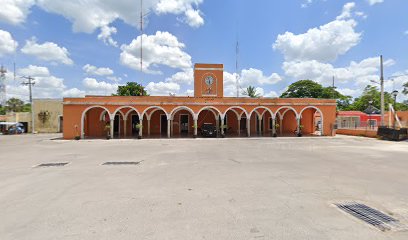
[0,0,407,102]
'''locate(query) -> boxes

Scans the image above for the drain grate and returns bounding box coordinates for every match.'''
[36,162,69,167]
[102,161,140,166]
[335,202,403,231]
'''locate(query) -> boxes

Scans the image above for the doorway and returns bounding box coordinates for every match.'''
[180,114,189,134]
[160,114,167,135]
[58,116,63,133]
[114,114,120,137]
[131,115,139,137]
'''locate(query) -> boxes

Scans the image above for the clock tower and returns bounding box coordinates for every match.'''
[194,63,224,98]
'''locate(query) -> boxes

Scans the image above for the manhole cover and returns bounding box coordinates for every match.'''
[335,202,404,231]
[102,161,140,166]
[36,162,69,167]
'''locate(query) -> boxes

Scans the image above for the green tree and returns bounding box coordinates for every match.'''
[0,105,5,115]
[280,80,324,98]
[280,80,351,110]
[403,81,408,95]
[5,98,25,112]
[113,82,147,96]
[242,86,260,98]
[395,101,408,111]
[349,85,394,112]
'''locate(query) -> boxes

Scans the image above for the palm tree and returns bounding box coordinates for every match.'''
[242,86,261,98]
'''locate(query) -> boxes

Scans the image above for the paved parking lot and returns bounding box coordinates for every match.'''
[1,134,408,240]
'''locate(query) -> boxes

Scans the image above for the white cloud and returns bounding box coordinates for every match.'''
[301,0,313,8]
[145,81,181,95]
[0,29,18,56]
[83,64,114,76]
[82,77,119,96]
[0,0,205,45]
[282,57,396,86]
[155,0,204,27]
[404,30,408,36]
[120,31,192,74]
[97,25,118,47]
[17,65,50,77]
[0,0,35,25]
[337,88,361,97]
[336,2,356,20]
[184,89,194,96]
[6,65,67,100]
[63,88,86,98]
[223,69,282,97]
[240,68,282,85]
[166,68,194,84]
[273,3,361,62]
[21,38,74,65]
[367,0,384,6]
[265,90,279,98]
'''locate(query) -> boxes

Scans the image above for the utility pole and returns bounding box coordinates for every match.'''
[332,76,335,99]
[21,76,35,133]
[380,55,385,126]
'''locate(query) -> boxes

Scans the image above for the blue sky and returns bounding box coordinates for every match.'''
[0,0,407,101]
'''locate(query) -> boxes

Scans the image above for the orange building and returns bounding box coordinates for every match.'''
[63,64,337,139]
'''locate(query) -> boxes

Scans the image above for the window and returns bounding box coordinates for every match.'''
[367,119,377,128]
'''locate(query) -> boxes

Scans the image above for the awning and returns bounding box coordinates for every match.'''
[0,122,23,126]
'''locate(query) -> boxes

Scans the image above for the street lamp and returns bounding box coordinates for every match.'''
[391,90,398,129]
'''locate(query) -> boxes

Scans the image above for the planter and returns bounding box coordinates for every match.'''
[272,133,277,137]
[74,136,80,140]
[106,136,111,140]
[297,132,302,137]
[193,134,197,138]
[137,135,142,139]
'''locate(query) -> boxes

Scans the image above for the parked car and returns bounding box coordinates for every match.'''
[8,124,25,134]
[200,123,217,137]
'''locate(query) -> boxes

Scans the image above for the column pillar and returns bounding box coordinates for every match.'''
[296,117,301,134]
[216,116,220,137]
[237,117,241,136]
[167,119,171,138]
[280,118,283,135]
[247,118,250,137]
[123,119,127,138]
[258,117,262,136]
[170,118,174,137]
[220,115,225,136]
[147,118,151,137]
[139,118,143,138]
[110,117,114,139]
[194,118,198,136]
[272,118,276,136]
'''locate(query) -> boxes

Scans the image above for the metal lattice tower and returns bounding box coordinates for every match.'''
[0,65,6,106]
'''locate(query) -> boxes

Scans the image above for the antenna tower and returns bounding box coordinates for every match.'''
[0,66,6,106]
[235,40,240,98]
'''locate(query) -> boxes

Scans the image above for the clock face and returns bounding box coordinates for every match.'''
[205,76,214,86]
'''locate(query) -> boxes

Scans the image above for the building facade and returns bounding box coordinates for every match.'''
[33,99,63,133]
[63,64,337,139]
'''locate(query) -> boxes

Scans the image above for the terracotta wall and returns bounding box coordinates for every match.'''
[336,129,377,138]
[62,97,337,139]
